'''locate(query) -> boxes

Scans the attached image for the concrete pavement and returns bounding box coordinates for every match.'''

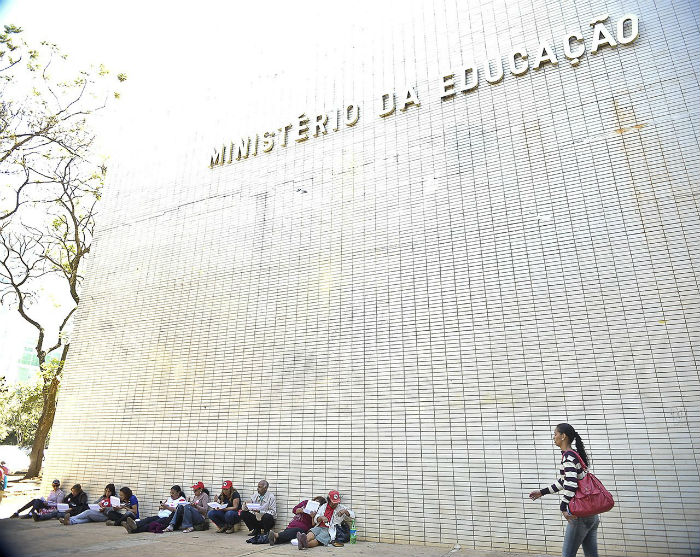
[0,518,558,557]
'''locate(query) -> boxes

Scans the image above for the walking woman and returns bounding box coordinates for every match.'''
[529,423,599,557]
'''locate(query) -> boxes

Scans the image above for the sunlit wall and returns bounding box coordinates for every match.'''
[47,1,699,555]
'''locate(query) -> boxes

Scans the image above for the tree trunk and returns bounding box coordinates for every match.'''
[23,374,60,479]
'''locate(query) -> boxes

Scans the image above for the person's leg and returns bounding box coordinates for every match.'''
[580,515,600,557]
[167,506,184,529]
[133,515,159,533]
[178,506,194,530]
[85,510,108,522]
[562,517,588,557]
[240,510,260,533]
[190,508,204,526]
[276,527,304,544]
[69,510,91,525]
[15,499,38,514]
[225,509,240,525]
[260,513,275,533]
[208,509,225,529]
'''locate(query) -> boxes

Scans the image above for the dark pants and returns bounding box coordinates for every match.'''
[106,509,135,525]
[130,515,170,533]
[275,526,307,544]
[240,510,275,533]
[207,509,240,528]
[17,498,47,515]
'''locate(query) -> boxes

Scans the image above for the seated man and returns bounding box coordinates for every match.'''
[239,480,276,538]
[297,490,355,549]
[60,484,89,521]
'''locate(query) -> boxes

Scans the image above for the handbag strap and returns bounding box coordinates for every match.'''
[563,449,588,471]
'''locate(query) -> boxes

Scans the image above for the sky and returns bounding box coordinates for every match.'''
[0,0,396,380]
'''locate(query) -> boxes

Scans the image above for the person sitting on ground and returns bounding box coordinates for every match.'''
[297,490,355,549]
[268,496,326,546]
[59,484,89,522]
[11,479,65,519]
[105,486,139,526]
[123,485,186,533]
[164,481,210,533]
[63,484,116,525]
[207,480,241,533]
[240,480,277,539]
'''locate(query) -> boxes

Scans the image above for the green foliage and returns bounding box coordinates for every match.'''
[0,374,47,448]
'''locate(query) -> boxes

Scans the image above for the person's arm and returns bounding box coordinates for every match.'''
[194,493,210,515]
[558,453,580,513]
[230,495,240,510]
[125,497,138,515]
[260,492,276,516]
[293,500,307,515]
[337,505,355,520]
[315,504,329,525]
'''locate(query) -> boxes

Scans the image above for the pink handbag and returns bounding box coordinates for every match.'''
[566,450,615,517]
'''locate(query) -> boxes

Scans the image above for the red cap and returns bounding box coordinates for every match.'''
[222,480,233,490]
[328,490,341,503]
[191,481,204,490]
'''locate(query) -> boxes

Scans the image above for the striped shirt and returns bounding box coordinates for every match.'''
[540,450,586,512]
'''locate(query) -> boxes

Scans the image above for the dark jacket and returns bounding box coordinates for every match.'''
[65,490,89,516]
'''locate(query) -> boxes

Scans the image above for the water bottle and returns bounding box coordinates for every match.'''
[349,518,357,544]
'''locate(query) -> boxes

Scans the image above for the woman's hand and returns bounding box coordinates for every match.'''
[529,491,542,500]
[562,510,574,522]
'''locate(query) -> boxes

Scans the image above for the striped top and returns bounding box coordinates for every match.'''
[540,450,586,512]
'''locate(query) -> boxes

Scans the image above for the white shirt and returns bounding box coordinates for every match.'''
[316,503,355,541]
[157,496,186,518]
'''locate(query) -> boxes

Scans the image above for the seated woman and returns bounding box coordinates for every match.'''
[164,481,210,533]
[207,480,241,533]
[124,485,186,533]
[298,490,355,549]
[268,496,326,545]
[105,487,139,526]
[60,484,89,522]
[63,484,116,525]
[11,479,65,519]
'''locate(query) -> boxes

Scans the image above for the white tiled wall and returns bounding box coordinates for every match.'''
[46,1,699,555]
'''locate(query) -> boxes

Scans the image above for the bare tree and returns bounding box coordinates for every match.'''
[0,24,124,477]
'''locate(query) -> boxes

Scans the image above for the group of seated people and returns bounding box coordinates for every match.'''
[9,478,356,549]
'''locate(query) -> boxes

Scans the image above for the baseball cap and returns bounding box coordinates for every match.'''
[191,481,204,490]
[222,480,233,489]
[328,490,341,503]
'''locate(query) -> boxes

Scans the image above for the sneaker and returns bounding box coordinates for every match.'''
[105,520,115,526]
[268,530,276,545]
[297,531,307,550]
[125,517,137,533]
[163,525,174,532]
[182,527,194,533]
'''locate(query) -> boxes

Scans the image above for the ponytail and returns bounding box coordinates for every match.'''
[556,422,589,467]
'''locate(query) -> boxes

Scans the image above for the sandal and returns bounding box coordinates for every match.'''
[182,527,194,533]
